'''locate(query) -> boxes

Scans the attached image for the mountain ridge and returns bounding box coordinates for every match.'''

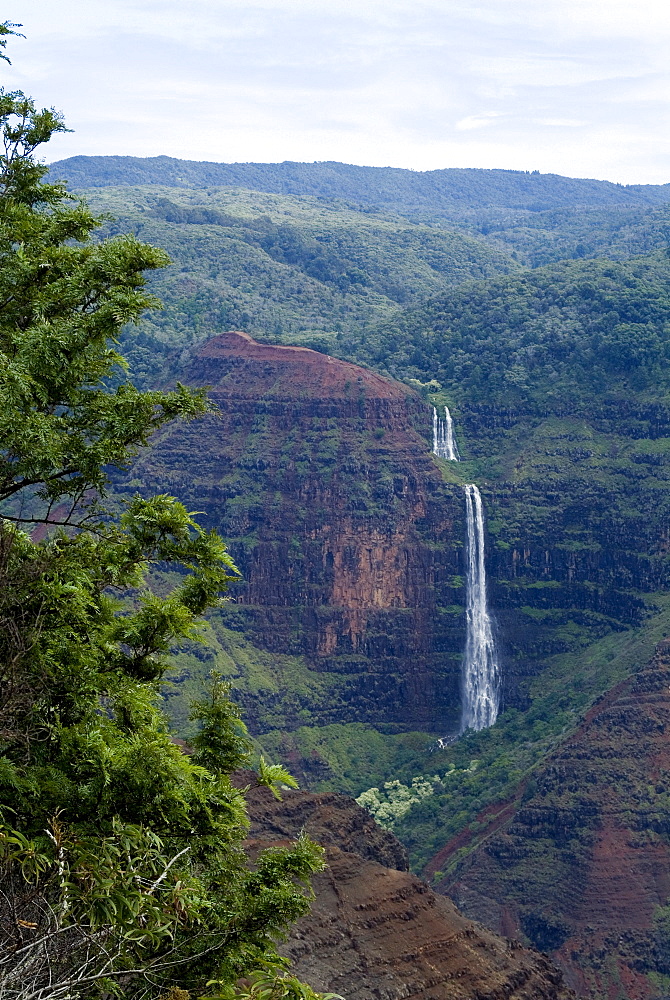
[48,155,670,217]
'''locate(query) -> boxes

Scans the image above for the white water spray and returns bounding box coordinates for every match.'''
[433,406,460,461]
[461,484,500,731]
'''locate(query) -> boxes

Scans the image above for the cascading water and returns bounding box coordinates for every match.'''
[461,484,500,731]
[432,406,460,461]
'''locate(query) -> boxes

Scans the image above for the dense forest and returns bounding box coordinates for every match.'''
[338,254,670,403]
[78,182,516,387]
[50,154,670,216]
[5,82,670,1000]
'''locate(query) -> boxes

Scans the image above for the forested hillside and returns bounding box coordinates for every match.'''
[45,157,670,998]
[70,179,670,399]
[50,155,670,216]
[51,156,670,271]
[337,254,670,402]
[78,184,517,385]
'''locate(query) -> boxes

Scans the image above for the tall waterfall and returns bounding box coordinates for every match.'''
[461,484,500,731]
[433,406,460,461]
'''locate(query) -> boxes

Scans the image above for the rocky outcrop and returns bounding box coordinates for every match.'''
[431,641,670,998]
[241,774,409,872]
[130,331,465,733]
[243,781,574,1000]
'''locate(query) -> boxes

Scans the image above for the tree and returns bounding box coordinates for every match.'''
[0,25,325,1000]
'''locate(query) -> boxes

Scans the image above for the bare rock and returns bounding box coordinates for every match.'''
[244,781,573,1000]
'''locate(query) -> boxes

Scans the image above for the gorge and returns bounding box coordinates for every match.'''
[120,322,670,993]
[73,157,670,1000]
[431,639,670,998]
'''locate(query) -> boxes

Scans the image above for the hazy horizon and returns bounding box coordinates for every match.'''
[10,0,670,186]
[44,153,670,189]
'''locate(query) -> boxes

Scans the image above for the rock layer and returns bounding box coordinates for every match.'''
[132,331,465,733]
[431,641,670,998]
[242,780,573,1000]
[241,773,409,872]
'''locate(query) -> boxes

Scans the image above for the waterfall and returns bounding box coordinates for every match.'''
[432,406,460,461]
[461,484,500,731]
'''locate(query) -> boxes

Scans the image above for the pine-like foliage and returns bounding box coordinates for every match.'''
[0,25,325,1000]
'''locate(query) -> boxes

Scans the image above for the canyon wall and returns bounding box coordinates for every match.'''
[131,332,670,742]
[429,640,670,999]
[130,331,465,733]
[458,402,670,713]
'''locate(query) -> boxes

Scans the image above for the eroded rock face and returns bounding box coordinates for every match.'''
[431,641,670,999]
[243,781,573,1000]
[132,331,465,732]
[242,775,409,872]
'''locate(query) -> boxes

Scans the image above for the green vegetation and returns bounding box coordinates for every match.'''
[69,183,516,388]
[337,254,670,402]
[163,615,352,734]
[48,155,670,220]
[0,40,326,1000]
[367,592,670,870]
[50,156,670,276]
[256,724,436,798]
[472,202,670,267]
[355,765,476,829]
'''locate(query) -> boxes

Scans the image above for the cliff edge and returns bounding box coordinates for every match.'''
[242,780,574,1000]
[131,331,466,735]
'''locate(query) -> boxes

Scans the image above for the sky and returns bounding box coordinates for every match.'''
[6,0,670,184]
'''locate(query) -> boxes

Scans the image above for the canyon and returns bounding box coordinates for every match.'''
[427,640,670,998]
[124,326,670,998]
[241,775,574,1000]
[129,329,466,735]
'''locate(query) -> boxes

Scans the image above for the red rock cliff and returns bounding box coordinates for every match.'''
[131,332,465,734]
[430,641,670,998]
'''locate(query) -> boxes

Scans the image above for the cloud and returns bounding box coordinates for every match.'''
[456,115,500,131]
[5,0,670,182]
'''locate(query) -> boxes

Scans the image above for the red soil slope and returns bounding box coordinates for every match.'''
[194,330,410,400]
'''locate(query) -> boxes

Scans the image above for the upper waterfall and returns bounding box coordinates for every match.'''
[433,406,460,461]
[461,484,500,731]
